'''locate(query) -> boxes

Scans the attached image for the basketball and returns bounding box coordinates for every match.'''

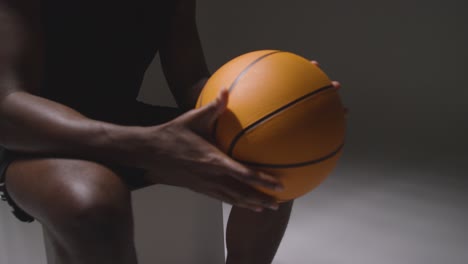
[196,50,346,202]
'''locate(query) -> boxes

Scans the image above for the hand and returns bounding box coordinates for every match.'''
[311,60,349,117]
[140,89,283,212]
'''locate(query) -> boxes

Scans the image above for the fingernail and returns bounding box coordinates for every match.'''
[333,81,341,89]
[269,204,279,210]
[255,207,263,212]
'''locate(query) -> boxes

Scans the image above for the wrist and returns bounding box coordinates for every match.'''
[91,123,151,168]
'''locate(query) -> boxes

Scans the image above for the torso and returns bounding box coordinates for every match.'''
[38,0,176,121]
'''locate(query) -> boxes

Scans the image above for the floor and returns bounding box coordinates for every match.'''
[223,156,467,264]
[1,152,465,264]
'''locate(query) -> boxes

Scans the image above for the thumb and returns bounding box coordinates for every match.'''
[184,88,229,132]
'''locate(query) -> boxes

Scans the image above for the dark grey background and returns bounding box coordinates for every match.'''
[145,0,467,263]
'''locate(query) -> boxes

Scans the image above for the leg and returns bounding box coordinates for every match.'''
[4,156,138,264]
[226,200,294,264]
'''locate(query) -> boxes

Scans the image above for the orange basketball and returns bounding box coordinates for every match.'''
[196,50,346,202]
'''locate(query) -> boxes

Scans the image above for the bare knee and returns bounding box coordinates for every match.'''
[55,185,131,233]
[36,160,133,238]
[6,158,137,262]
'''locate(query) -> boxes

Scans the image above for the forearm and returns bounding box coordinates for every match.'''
[185,76,209,110]
[0,91,147,167]
[160,0,211,112]
[165,74,210,113]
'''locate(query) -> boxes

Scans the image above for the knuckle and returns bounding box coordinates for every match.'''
[200,152,218,164]
[237,170,255,182]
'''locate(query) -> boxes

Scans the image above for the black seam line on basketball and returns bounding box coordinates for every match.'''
[211,50,284,140]
[227,84,335,157]
[199,89,204,107]
[233,143,344,168]
[228,50,284,92]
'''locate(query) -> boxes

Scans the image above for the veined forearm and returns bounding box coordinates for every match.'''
[0,91,146,167]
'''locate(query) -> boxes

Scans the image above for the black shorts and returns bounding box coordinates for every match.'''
[0,105,183,223]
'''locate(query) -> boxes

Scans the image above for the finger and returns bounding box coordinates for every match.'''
[200,157,281,209]
[332,81,341,89]
[202,87,229,121]
[310,60,320,67]
[216,154,283,189]
[310,61,341,90]
[255,171,285,191]
[183,87,229,132]
[216,179,280,210]
[245,171,284,191]
[221,157,284,190]
[209,188,265,212]
[223,194,266,213]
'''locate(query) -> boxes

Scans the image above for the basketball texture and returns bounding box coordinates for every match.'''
[196,50,346,202]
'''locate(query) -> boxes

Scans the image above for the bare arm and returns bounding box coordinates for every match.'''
[160,0,210,111]
[0,0,145,167]
[0,0,283,211]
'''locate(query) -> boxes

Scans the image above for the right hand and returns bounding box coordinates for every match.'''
[140,89,283,212]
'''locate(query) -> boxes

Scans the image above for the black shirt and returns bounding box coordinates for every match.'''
[39,0,176,122]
